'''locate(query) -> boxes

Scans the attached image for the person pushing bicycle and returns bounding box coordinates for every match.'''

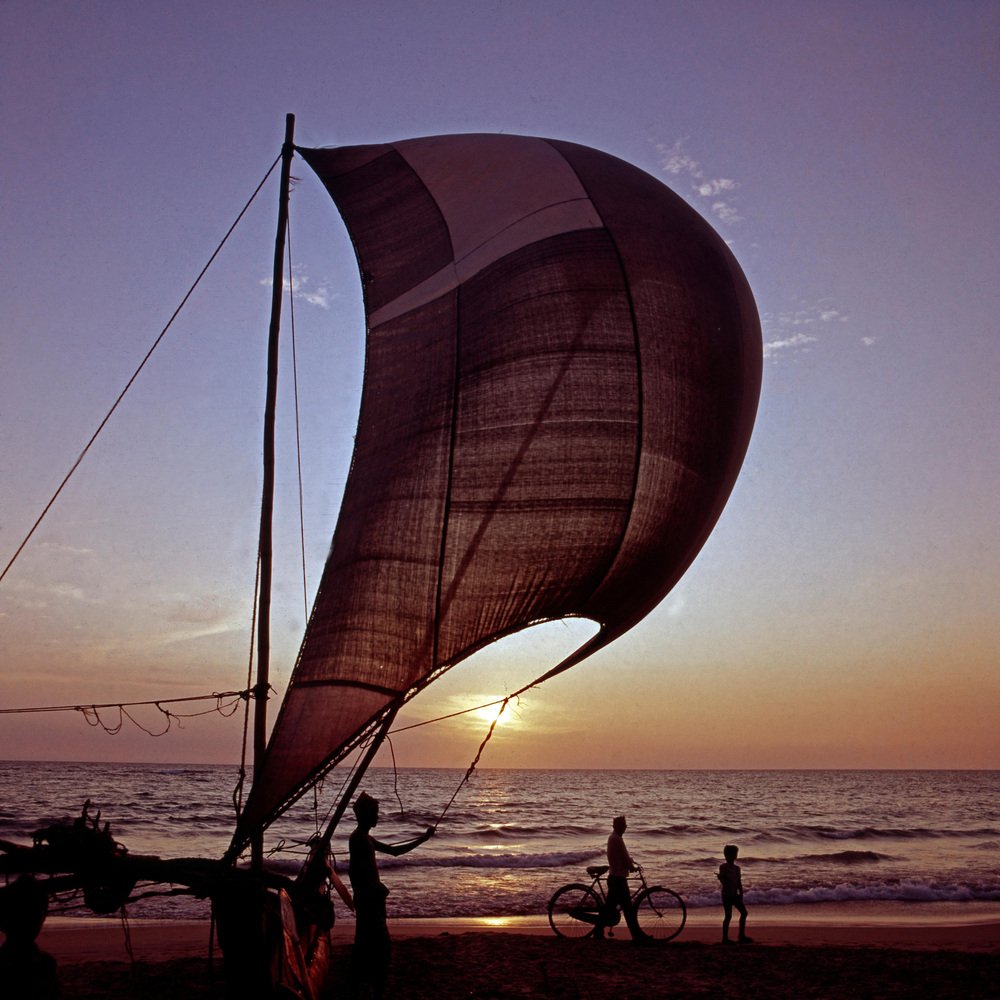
[596,815,647,941]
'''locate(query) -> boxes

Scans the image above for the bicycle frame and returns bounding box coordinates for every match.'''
[547,862,687,942]
[584,863,651,906]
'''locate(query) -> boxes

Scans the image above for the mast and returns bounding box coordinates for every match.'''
[322,708,399,845]
[251,113,296,870]
[298,706,400,884]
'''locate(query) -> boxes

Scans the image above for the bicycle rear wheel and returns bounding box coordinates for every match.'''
[633,886,686,941]
[547,883,602,939]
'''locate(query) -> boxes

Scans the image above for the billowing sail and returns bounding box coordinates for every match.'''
[233,134,761,846]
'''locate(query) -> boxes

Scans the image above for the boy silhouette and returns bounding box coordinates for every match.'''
[717,844,752,944]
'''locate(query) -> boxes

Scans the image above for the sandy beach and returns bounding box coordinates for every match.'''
[33,903,1000,998]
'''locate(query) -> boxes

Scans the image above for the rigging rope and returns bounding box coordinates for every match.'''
[385,735,407,818]
[234,546,263,819]
[232,684,526,860]
[0,153,283,588]
[120,908,134,965]
[388,694,516,734]
[0,690,252,715]
[285,207,310,622]
[380,659,575,831]
[432,696,511,829]
[245,653,569,856]
[0,691,249,740]
[425,653,594,827]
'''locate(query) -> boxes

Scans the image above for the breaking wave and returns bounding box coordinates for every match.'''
[682,880,1000,909]
[794,851,892,864]
[380,849,596,871]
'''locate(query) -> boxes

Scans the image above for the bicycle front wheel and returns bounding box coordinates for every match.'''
[547,883,602,939]
[633,886,686,941]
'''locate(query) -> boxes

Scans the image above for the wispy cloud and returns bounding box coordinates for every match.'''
[37,541,94,557]
[653,141,879,365]
[146,595,245,647]
[763,332,819,357]
[0,542,100,608]
[260,267,338,309]
[161,594,239,628]
[655,139,742,225]
[762,301,852,358]
[155,622,242,647]
[4,578,102,606]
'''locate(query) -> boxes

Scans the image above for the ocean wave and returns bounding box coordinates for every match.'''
[657,823,1000,842]
[687,850,894,867]
[793,850,893,865]
[778,825,1000,841]
[749,831,793,844]
[635,822,1000,843]
[5,766,998,922]
[378,849,598,871]
[678,880,1000,909]
[463,823,596,840]
[151,813,233,826]
[643,823,743,837]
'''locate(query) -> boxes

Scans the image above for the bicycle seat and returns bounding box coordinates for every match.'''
[586,865,609,878]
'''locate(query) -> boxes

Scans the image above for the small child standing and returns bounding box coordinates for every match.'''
[717,844,752,944]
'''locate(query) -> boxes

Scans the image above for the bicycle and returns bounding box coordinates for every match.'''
[547,864,686,941]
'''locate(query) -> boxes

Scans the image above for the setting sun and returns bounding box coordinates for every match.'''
[471,697,518,729]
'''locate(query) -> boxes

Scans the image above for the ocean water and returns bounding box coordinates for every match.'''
[1,763,997,921]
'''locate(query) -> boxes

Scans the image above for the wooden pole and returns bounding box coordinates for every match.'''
[318,707,400,855]
[251,113,296,871]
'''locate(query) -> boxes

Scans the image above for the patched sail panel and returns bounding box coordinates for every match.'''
[234,135,761,843]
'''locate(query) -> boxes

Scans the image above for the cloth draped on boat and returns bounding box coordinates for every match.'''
[232,134,761,848]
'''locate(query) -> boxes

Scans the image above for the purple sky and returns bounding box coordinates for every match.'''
[1,1,997,769]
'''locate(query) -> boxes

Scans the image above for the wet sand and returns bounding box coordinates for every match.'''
[36,903,1000,998]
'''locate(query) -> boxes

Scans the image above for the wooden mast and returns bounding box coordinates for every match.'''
[252,113,296,871]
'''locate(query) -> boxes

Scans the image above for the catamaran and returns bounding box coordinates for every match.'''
[0,115,761,997]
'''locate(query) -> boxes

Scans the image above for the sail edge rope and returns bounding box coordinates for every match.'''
[2,691,254,740]
[0,689,254,715]
[0,153,283,587]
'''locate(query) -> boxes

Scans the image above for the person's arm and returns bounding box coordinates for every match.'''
[371,826,434,857]
[330,867,355,912]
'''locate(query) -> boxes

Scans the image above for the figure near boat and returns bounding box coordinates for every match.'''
[348,791,433,998]
[0,875,59,1000]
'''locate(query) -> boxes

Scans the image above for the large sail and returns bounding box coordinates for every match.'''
[233,134,761,847]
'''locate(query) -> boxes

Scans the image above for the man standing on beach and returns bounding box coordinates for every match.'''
[597,815,645,941]
[348,791,434,998]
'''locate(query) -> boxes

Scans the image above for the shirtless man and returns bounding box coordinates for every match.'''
[348,792,433,998]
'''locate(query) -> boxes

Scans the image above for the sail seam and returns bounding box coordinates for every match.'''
[454,197,598,266]
[543,140,645,612]
[292,679,404,697]
[433,284,462,689]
